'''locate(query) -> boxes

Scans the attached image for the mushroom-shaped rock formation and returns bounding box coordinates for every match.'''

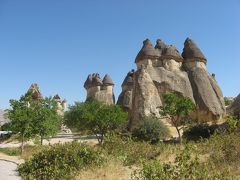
[182,38,207,63]
[84,74,93,89]
[162,45,183,62]
[28,83,43,100]
[135,39,160,63]
[155,39,167,55]
[118,37,226,137]
[84,73,115,105]
[103,74,114,86]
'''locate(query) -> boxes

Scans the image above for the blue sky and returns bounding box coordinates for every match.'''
[0,0,239,109]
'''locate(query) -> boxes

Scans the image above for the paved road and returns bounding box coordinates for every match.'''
[0,160,20,180]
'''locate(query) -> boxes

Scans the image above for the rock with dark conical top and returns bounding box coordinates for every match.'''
[162,45,183,62]
[103,74,114,86]
[53,94,61,102]
[28,83,43,100]
[92,74,103,86]
[84,74,93,89]
[182,38,207,63]
[135,39,160,63]
[122,70,134,87]
[155,39,167,55]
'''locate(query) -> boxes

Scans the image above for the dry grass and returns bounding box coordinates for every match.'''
[77,159,133,180]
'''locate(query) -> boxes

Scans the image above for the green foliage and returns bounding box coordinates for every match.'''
[7,92,62,152]
[18,141,104,179]
[132,116,170,143]
[224,97,233,106]
[161,93,195,142]
[225,115,239,133]
[103,133,165,165]
[64,100,128,144]
[132,145,232,180]
[31,97,62,144]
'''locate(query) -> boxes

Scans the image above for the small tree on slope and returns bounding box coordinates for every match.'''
[161,93,195,143]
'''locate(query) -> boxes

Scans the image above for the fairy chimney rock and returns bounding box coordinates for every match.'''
[84,73,115,104]
[118,37,226,136]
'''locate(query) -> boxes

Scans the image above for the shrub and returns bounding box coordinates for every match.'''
[132,145,232,180]
[18,141,104,179]
[225,115,239,133]
[132,116,170,143]
[183,124,218,141]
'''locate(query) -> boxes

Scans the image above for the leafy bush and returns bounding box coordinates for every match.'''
[103,133,165,165]
[183,124,218,141]
[132,116,170,143]
[132,145,232,180]
[18,142,104,179]
[225,115,239,133]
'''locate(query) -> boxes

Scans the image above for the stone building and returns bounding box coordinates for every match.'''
[84,73,115,104]
[117,38,226,136]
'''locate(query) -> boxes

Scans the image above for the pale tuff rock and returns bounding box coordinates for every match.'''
[118,38,226,135]
[53,94,67,116]
[84,73,115,104]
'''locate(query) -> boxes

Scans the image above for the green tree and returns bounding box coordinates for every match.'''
[161,93,195,143]
[7,92,34,153]
[65,100,128,144]
[32,97,62,145]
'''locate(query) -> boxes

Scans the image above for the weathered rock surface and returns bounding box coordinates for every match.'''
[118,38,226,134]
[227,94,240,118]
[129,68,162,128]
[186,67,225,122]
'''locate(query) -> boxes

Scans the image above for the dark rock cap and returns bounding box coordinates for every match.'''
[182,38,207,63]
[135,39,160,63]
[92,73,103,86]
[53,94,61,102]
[161,45,183,62]
[103,74,114,86]
[53,94,61,100]
[84,74,93,89]
[122,69,134,87]
[155,39,167,55]
[28,83,43,100]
